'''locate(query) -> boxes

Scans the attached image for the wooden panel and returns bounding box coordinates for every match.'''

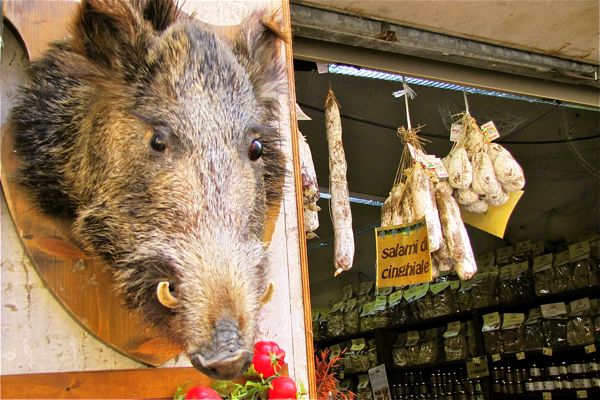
[1,367,221,399]
[301,0,599,64]
[1,365,289,399]
[0,0,308,373]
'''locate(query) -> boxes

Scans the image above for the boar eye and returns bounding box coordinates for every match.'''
[248,139,263,161]
[150,132,167,152]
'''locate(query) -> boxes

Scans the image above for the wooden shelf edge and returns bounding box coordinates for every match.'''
[0,367,212,399]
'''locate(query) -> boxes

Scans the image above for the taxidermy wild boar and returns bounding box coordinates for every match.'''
[11,0,287,379]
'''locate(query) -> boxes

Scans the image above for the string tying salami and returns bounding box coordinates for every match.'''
[325,89,354,277]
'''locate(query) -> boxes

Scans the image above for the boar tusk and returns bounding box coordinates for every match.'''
[157,281,179,309]
[260,282,275,306]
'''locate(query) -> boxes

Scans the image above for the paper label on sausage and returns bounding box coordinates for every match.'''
[502,313,525,330]
[541,302,568,319]
[481,121,500,141]
[482,312,501,331]
[570,297,591,316]
[533,254,553,273]
[450,123,465,142]
[553,250,571,267]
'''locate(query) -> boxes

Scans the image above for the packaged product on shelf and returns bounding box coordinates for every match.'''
[532,253,554,296]
[357,281,375,303]
[370,291,392,329]
[359,300,376,332]
[511,261,534,300]
[357,374,374,400]
[392,333,409,367]
[567,297,595,346]
[417,328,440,365]
[344,338,371,374]
[318,309,330,340]
[501,313,526,353]
[443,321,467,361]
[430,280,456,317]
[328,344,344,373]
[524,308,545,349]
[343,298,360,335]
[466,320,477,358]
[472,268,499,308]
[496,246,515,266]
[531,241,545,258]
[498,264,517,304]
[482,312,503,355]
[513,240,533,263]
[388,289,408,326]
[367,338,378,368]
[326,301,346,337]
[312,309,322,341]
[592,299,600,343]
[404,283,429,322]
[569,241,600,289]
[541,302,568,348]
[553,250,576,292]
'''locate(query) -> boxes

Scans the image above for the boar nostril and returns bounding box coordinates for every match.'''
[190,349,252,380]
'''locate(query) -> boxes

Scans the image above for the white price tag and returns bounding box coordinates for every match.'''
[481,121,500,141]
[450,123,465,142]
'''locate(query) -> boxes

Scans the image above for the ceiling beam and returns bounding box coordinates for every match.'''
[291,3,600,108]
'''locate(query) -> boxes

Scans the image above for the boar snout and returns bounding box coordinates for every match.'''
[190,318,252,379]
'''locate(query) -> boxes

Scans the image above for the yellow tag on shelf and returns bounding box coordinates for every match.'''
[460,190,524,238]
[542,347,553,356]
[543,392,552,400]
[577,390,588,398]
[585,344,596,354]
[516,351,526,360]
[492,354,501,362]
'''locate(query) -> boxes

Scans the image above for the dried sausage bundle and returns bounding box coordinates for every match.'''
[325,89,355,276]
[443,113,525,213]
[298,130,320,239]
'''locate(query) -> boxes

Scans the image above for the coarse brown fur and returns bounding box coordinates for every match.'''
[12,0,287,377]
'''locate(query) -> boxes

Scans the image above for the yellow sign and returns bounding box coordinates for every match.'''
[375,218,432,288]
[460,190,523,238]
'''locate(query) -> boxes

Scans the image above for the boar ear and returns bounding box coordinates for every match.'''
[132,0,180,31]
[233,10,288,112]
[72,0,147,70]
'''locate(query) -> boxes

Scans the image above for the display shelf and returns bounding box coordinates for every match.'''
[389,358,474,373]
[488,342,600,363]
[475,285,600,316]
[314,329,377,347]
[491,387,600,399]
